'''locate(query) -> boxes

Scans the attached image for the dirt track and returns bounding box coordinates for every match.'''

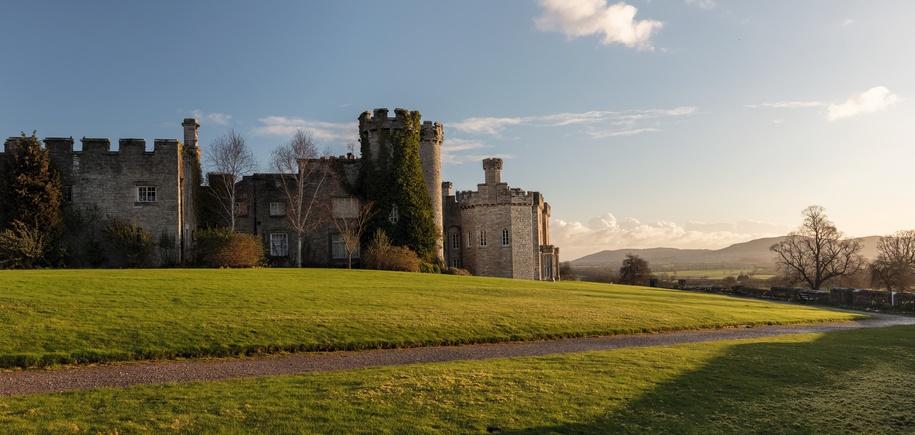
[3,311,912,397]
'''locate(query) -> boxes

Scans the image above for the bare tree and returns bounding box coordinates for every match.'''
[271,129,332,268]
[869,230,915,292]
[770,205,866,290]
[206,128,258,230]
[619,253,652,286]
[329,199,376,269]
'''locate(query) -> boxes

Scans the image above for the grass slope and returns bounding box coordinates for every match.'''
[1,326,913,433]
[0,269,862,369]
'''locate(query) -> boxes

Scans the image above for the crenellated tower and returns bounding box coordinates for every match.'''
[358,108,444,260]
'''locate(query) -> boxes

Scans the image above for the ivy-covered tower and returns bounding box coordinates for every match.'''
[357,108,443,261]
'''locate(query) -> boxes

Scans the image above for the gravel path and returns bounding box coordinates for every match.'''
[2,311,912,397]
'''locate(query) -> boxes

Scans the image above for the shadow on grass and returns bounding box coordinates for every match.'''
[502,325,915,434]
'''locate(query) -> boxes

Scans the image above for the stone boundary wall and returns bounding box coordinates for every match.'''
[684,285,915,312]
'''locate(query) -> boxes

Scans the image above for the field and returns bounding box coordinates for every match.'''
[3,268,907,433]
[0,269,859,369]
[2,326,914,433]
[658,269,775,280]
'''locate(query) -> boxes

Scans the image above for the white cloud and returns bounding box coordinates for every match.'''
[588,127,659,138]
[441,138,515,165]
[189,110,232,126]
[449,117,524,136]
[745,101,825,109]
[552,212,791,260]
[449,107,696,135]
[253,116,358,143]
[534,0,664,50]
[685,0,716,9]
[827,86,900,121]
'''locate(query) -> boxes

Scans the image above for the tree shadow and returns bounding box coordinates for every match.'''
[499,325,915,434]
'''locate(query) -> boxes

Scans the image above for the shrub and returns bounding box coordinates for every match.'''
[106,216,155,268]
[362,229,421,272]
[443,267,471,276]
[195,227,264,268]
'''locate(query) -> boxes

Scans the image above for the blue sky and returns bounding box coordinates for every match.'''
[2,1,913,260]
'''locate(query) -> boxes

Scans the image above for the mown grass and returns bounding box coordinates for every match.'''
[0,269,861,369]
[2,325,913,433]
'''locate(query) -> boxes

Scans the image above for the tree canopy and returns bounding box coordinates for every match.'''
[770,205,866,290]
[619,253,652,286]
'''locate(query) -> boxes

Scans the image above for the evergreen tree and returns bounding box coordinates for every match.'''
[0,132,64,267]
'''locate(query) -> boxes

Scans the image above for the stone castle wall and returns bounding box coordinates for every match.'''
[1,119,199,266]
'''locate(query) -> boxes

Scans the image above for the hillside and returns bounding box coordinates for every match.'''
[571,235,881,271]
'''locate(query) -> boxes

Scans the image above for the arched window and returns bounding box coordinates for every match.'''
[388,204,399,224]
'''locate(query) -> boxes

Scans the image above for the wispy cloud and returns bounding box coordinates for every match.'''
[188,110,232,126]
[745,101,825,109]
[552,212,791,260]
[252,116,358,143]
[588,127,659,138]
[534,0,663,50]
[449,117,524,136]
[827,86,900,121]
[441,138,512,165]
[685,0,716,10]
[449,107,697,136]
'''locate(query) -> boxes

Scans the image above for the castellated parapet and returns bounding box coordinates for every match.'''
[1,120,201,267]
[443,158,559,280]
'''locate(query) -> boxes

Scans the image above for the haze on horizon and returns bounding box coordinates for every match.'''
[2,1,912,262]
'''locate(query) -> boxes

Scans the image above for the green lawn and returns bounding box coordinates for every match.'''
[2,325,913,433]
[0,269,859,369]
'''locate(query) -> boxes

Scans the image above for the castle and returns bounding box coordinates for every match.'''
[2,109,560,279]
[2,119,200,267]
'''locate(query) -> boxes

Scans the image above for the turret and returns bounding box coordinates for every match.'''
[483,158,503,185]
[182,118,199,148]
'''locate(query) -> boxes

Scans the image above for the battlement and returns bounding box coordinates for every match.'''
[455,186,539,208]
[421,120,443,142]
[359,108,415,132]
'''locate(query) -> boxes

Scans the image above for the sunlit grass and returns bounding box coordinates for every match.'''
[0,268,861,368]
[2,326,913,433]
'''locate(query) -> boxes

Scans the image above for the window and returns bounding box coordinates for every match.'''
[502,229,510,246]
[137,186,156,202]
[479,229,487,247]
[332,197,360,218]
[269,233,288,256]
[388,204,399,224]
[234,201,248,217]
[452,259,461,268]
[466,231,472,248]
[269,202,285,217]
[331,233,360,259]
[451,233,459,250]
[63,186,73,202]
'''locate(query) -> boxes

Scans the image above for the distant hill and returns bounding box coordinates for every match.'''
[571,235,881,271]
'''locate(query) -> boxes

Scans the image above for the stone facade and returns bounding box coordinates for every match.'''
[233,157,360,267]
[1,119,200,267]
[2,109,558,278]
[442,158,560,280]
